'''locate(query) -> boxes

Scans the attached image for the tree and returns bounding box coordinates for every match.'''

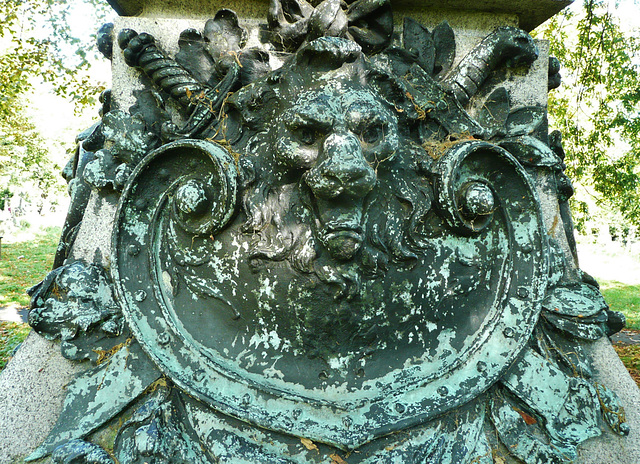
[0,0,111,204]
[535,0,640,232]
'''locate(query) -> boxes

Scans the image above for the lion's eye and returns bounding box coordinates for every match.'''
[361,125,383,144]
[294,127,319,145]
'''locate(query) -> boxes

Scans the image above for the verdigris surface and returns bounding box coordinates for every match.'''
[26,1,628,462]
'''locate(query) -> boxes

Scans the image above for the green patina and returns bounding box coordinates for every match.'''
[24,2,628,463]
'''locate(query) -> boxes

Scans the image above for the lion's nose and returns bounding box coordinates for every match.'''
[304,133,376,199]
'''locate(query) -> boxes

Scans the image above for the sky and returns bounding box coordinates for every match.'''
[575,0,640,30]
[610,0,640,30]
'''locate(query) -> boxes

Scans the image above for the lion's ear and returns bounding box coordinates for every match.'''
[294,37,362,73]
[239,48,272,86]
[223,82,278,145]
[365,63,414,115]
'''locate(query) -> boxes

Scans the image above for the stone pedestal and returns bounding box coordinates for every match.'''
[1,1,639,463]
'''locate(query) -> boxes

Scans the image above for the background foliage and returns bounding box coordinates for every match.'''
[535,0,640,232]
[0,0,111,203]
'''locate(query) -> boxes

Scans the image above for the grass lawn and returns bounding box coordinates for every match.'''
[0,226,60,308]
[612,344,640,386]
[0,321,30,370]
[600,280,640,330]
[600,280,640,387]
[0,226,60,371]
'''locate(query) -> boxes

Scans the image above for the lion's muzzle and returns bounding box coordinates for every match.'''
[304,132,376,200]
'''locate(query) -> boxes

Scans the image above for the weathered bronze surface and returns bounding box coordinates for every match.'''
[26,1,628,463]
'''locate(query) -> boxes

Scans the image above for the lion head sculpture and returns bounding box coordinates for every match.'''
[223,38,436,295]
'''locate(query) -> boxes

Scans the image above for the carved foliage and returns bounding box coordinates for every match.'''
[114,386,214,464]
[26,342,161,461]
[52,439,114,464]
[267,0,392,54]
[28,261,126,362]
[84,110,160,192]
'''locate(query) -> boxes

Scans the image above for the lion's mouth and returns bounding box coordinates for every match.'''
[310,195,367,261]
[322,225,364,261]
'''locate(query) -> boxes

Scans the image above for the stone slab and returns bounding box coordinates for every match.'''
[0,305,28,323]
[67,191,118,268]
[107,0,272,20]
[107,0,573,31]
[397,0,573,31]
[612,329,640,346]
